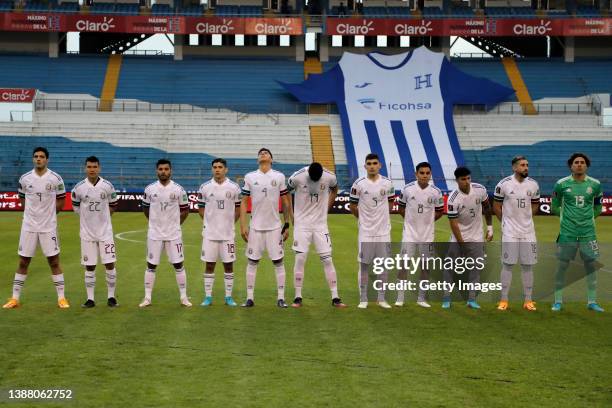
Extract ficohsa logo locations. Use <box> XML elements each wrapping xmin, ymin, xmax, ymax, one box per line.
<box><xmin>394</xmin><ymin>20</ymin><xmax>432</xmax><ymax>36</ymax></box>
<box><xmin>513</xmin><ymin>19</ymin><xmax>551</xmax><ymax>35</ymax></box>
<box><xmin>76</xmin><ymin>16</ymin><xmax>115</xmax><ymax>32</ymax></box>
<box><xmin>196</xmin><ymin>18</ymin><xmax>234</xmax><ymax>34</ymax></box>
<box><xmin>336</xmin><ymin>19</ymin><xmax>374</xmax><ymax>35</ymax></box>
<box><xmin>255</xmin><ymin>19</ymin><xmax>293</xmax><ymax>35</ymax></box>
<box><xmin>1</xmin><ymin>89</ymin><xmax>32</xmax><ymax>102</ymax></box>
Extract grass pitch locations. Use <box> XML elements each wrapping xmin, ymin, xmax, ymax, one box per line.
<box><xmin>0</xmin><ymin>213</ymin><xmax>610</xmax><ymax>407</ymax></box>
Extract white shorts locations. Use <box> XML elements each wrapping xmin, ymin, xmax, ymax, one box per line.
<box><xmin>18</xmin><ymin>230</ymin><xmax>60</xmax><ymax>258</ymax></box>
<box><xmin>292</xmin><ymin>228</ymin><xmax>332</xmax><ymax>255</ymax></box>
<box><xmin>147</xmin><ymin>238</ymin><xmax>185</xmax><ymax>265</ymax></box>
<box><xmin>81</xmin><ymin>239</ymin><xmax>116</xmax><ymax>266</ymax></box>
<box><xmin>246</xmin><ymin>228</ymin><xmax>284</xmax><ymax>261</ymax></box>
<box><xmin>358</xmin><ymin>233</ymin><xmax>391</xmax><ymax>264</ymax></box>
<box><xmin>401</xmin><ymin>242</ymin><xmax>435</xmax><ymax>259</ymax></box>
<box><xmin>201</xmin><ymin>238</ymin><xmax>236</xmax><ymax>263</ymax></box>
<box><xmin>501</xmin><ymin>233</ymin><xmax>537</xmax><ymax>266</ymax></box>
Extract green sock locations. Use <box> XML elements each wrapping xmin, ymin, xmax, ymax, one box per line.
<box><xmin>585</xmin><ymin>261</ymin><xmax>597</xmax><ymax>304</ymax></box>
<box><xmin>554</xmin><ymin>260</ymin><xmax>569</xmax><ymax>304</ymax></box>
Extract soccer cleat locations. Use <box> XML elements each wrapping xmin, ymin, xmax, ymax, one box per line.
<box><xmin>58</xmin><ymin>298</ymin><xmax>70</xmax><ymax>309</ymax></box>
<box><xmin>357</xmin><ymin>301</ymin><xmax>368</xmax><ymax>309</ymax></box>
<box><xmin>394</xmin><ymin>301</ymin><xmax>404</xmax><ymax>307</ymax></box>
<box><xmin>416</xmin><ymin>301</ymin><xmax>431</xmax><ymax>308</ymax></box>
<box><xmin>224</xmin><ymin>296</ymin><xmax>237</xmax><ymax>307</ymax></box>
<box><xmin>139</xmin><ymin>298</ymin><xmax>152</xmax><ymax>308</ymax></box>
<box><xmin>241</xmin><ymin>299</ymin><xmax>255</xmax><ymax>308</ymax></box>
<box><xmin>441</xmin><ymin>300</ymin><xmax>451</xmax><ymax>309</ymax></box>
<box><xmin>551</xmin><ymin>302</ymin><xmax>563</xmax><ymax>312</ymax></box>
<box><xmin>467</xmin><ymin>300</ymin><xmax>481</xmax><ymax>310</ymax></box>
<box><xmin>81</xmin><ymin>299</ymin><xmax>95</xmax><ymax>308</ymax></box>
<box><xmin>180</xmin><ymin>297</ymin><xmax>193</xmax><ymax>307</ymax></box>
<box><xmin>523</xmin><ymin>301</ymin><xmax>537</xmax><ymax>311</ymax></box>
<box><xmin>377</xmin><ymin>301</ymin><xmax>392</xmax><ymax>309</ymax></box>
<box><xmin>277</xmin><ymin>299</ymin><xmax>288</xmax><ymax>308</ymax></box>
<box><xmin>107</xmin><ymin>297</ymin><xmax>118</xmax><ymax>307</ymax></box>
<box><xmin>332</xmin><ymin>298</ymin><xmax>347</xmax><ymax>308</ymax></box>
<box><xmin>2</xmin><ymin>298</ymin><xmax>20</xmax><ymax>309</ymax></box>
<box><xmin>497</xmin><ymin>300</ymin><xmax>509</xmax><ymax>311</ymax></box>
<box><xmin>291</xmin><ymin>297</ymin><xmax>303</xmax><ymax>308</ymax></box>
<box><xmin>200</xmin><ymin>296</ymin><xmax>213</xmax><ymax>307</ymax></box>
<box><xmin>587</xmin><ymin>302</ymin><xmax>605</xmax><ymax>313</ymax></box>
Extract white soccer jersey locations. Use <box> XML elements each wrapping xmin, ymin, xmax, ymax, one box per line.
<box><xmin>18</xmin><ymin>169</ymin><xmax>66</xmax><ymax>233</ymax></box>
<box><xmin>398</xmin><ymin>181</ymin><xmax>444</xmax><ymax>242</ymax></box>
<box><xmin>197</xmin><ymin>178</ymin><xmax>241</xmax><ymax>241</ymax></box>
<box><xmin>242</xmin><ymin>169</ymin><xmax>288</xmax><ymax>231</ymax></box>
<box><xmin>142</xmin><ymin>180</ymin><xmax>189</xmax><ymax>241</ymax></box>
<box><xmin>494</xmin><ymin>175</ymin><xmax>540</xmax><ymax>239</ymax></box>
<box><xmin>350</xmin><ymin>175</ymin><xmax>394</xmax><ymax>237</ymax></box>
<box><xmin>71</xmin><ymin>177</ymin><xmax>118</xmax><ymax>241</ymax></box>
<box><xmin>288</xmin><ymin>166</ymin><xmax>337</xmax><ymax>232</ymax></box>
<box><xmin>447</xmin><ymin>183</ymin><xmax>489</xmax><ymax>242</ymax></box>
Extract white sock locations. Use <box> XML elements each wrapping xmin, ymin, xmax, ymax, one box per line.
<box><xmin>204</xmin><ymin>272</ymin><xmax>215</xmax><ymax>297</ymax></box>
<box><xmin>274</xmin><ymin>263</ymin><xmax>286</xmax><ymax>300</ymax></box>
<box><xmin>294</xmin><ymin>252</ymin><xmax>306</xmax><ymax>298</ymax></box>
<box><xmin>321</xmin><ymin>254</ymin><xmax>338</xmax><ymax>299</ymax></box>
<box><xmin>246</xmin><ymin>262</ymin><xmax>257</xmax><ymax>300</ymax></box>
<box><xmin>52</xmin><ymin>274</ymin><xmax>65</xmax><ymax>299</ymax></box>
<box><xmin>175</xmin><ymin>266</ymin><xmax>187</xmax><ymax>299</ymax></box>
<box><xmin>105</xmin><ymin>268</ymin><xmax>117</xmax><ymax>299</ymax></box>
<box><xmin>12</xmin><ymin>273</ymin><xmax>27</xmax><ymax>300</ymax></box>
<box><xmin>85</xmin><ymin>270</ymin><xmax>96</xmax><ymax>300</ymax></box>
<box><xmin>223</xmin><ymin>272</ymin><xmax>234</xmax><ymax>297</ymax></box>
<box><xmin>144</xmin><ymin>268</ymin><xmax>156</xmax><ymax>299</ymax></box>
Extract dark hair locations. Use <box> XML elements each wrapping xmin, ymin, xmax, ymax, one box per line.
<box><xmin>212</xmin><ymin>158</ymin><xmax>227</xmax><ymax>167</ymax></box>
<box><xmin>308</xmin><ymin>162</ymin><xmax>323</xmax><ymax>182</ymax></box>
<box><xmin>258</xmin><ymin>148</ymin><xmax>273</xmax><ymax>159</ymax></box>
<box><xmin>156</xmin><ymin>159</ymin><xmax>172</xmax><ymax>168</ymax></box>
<box><xmin>511</xmin><ymin>155</ymin><xmax>527</xmax><ymax>165</ymax></box>
<box><xmin>416</xmin><ymin>162</ymin><xmax>431</xmax><ymax>172</ymax></box>
<box><xmin>454</xmin><ymin>166</ymin><xmax>471</xmax><ymax>179</ymax></box>
<box><xmin>567</xmin><ymin>152</ymin><xmax>590</xmax><ymax>168</ymax></box>
<box><xmin>85</xmin><ymin>156</ymin><xmax>100</xmax><ymax>165</ymax></box>
<box><xmin>365</xmin><ymin>153</ymin><xmax>379</xmax><ymax>163</ymax></box>
<box><xmin>33</xmin><ymin>147</ymin><xmax>49</xmax><ymax>159</ymax></box>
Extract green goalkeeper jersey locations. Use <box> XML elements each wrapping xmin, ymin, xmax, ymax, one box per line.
<box><xmin>551</xmin><ymin>175</ymin><xmax>603</xmax><ymax>237</ymax></box>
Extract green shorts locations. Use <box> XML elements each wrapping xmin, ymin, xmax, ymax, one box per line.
<box><xmin>556</xmin><ymin>234</ymin><xmax>599</xmax><ymax>262</ymax></box>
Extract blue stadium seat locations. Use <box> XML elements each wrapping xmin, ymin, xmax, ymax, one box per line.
<box><xmin>90</xmin><ymin>2</ymin><xmax>116</xmax><ymax>14</ymax></box>
<box><xmin>576</xmin><ymin>6</ymin><xmax>601</xmax><ymax>17</ymax></box>
<box><xmin>55</xmin><ymin>2</ymin><xmax>80</xmax><ymax>13</ymax></box>
<box><xmin>0</xmin><ymin>1</ymin><xmax>13</xmax><ymax>12</ymax></box>
<box><xmin>151</xmin><ymin>3</ymin><xmax>173</xmax><ymax>15</ymax></box>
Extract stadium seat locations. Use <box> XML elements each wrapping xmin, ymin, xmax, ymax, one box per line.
<box><xmin>151</xmin><ymin>3</ymin><xmax>174</xmax><ymax>15</ymax></box>
<box><xmin>0</xmin><ymin>1</ymin><xmax>13</xmax><ymax>12</ymax></box>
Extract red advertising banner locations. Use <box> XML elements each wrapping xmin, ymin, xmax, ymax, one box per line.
<box><xmin>563</xmin><ymin>17</ymin><xmax>612</xmax><ymax>36</ymax></box>
<box><xmin>243</xmin><ymin>17</ymin><xmax>303</xmax><ymax>35</ymax></box>
<box><xmin>0</xmin><ymin>88</ymin><xmax>36</xmax><ymax>103</ymax></box>
<box><xmin>184</xmin><ymin>16</ymin><xmax>303</xmax><ymax>35</ymax></box>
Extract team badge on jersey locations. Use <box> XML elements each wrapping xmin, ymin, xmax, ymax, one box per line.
<box><xmin>226</xmin><ymin>191</ymin><xmax>232</xmax><ymax>199</ymax></box>
<box><xmin>271</xmin><ymin>180</ymin><xmax>277</xmax><ymax>187</ymax></box>
<box><xmin>476</xmin><ymin>198</ymin><xmax>481</xmax><ymax>205</ymax></box>
<box><xmin>46</xmin><ymin>183</ymin><xmax>52</xmax><ymax>191</ymax></box>
<box><xmin>587</xmin><ymin>187</ymin><xmax>593</xmax><ymax>194</ymax></box>
<box><xmin>380</xmin><ymin>189</ymin><xmax>386</xmax><ymax>196</ymax></box>
<box><xmin>101</xmin><ymin>192</ymin><xmax>106</xmax><ymax>199</ymax></box>
<box><xmin>170</xmin><ymin>193</ymin><xmax>177</xmax><ymax>200</ymax></box>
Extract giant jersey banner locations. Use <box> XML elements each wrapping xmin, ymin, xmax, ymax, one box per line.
<box><xmin>280</xmin><ymin>47</ymin><xmax>514</xmax><ymax>190</ymax></box>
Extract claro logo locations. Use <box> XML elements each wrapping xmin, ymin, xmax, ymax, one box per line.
<box><xmin>513</xmin><ymin>19</ymin><xmax>552</xmax><ymax>35</ymax></box>
<box><xmin>394</xmin><ymin>20</ymin><xmax>432</xmax><ymax>36</ymax></box>
<box><xmin>196</xmin><ymin>19</ymin><xmax>234</xmax><ymax>34</ymax></box>
<box><xmin>76</xmin><ymin>17</ymin><xmax>115</xmax><ymax>32</ymax></box>
<box><xmin>254</xmin><ymin>19</ymin><xmax>293</xmax><ymax>35</ymax></box>
<box><xmin>1</xmin><ymin>89</ymin><xmax>33</xmax><ymax>102</ymax></box>
<box><xmin>335</xmin><ymin>20</ymin><xmax>374</xmax><ymax>35</ymax></box>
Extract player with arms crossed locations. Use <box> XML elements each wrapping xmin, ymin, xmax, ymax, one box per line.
<box><xmin>493</xmin><ymin>156</ymin><xmax>540</xmax><ymax>311</ymax></box>
<box><xmin>140</xmin><ymin>159</ymin><xmax>191</xmax><ymax>308</ymax></box>
<box><xmin>198</xmin><ymin>158</ymin><xmax>241</xmax><ymax>307</ymax></box>
<box><xmin>71</xmin><ymin>156</ymin><xmax>119</xmax><ymax>308</ymax></box>
<box><xmin>240</xmin><ymin>148</ymin><xmax>293</xmax><ymax>308</ymax></box>
<box><xmin>396</xmin><ymin>162</ymin><xmax>444</xmax><ymax>308</ymax></box>
<box><xmin>288</xmin><ymin>162</ymin><xmax>346</xmax><ymax>308</ymax></box>
<box><xmin>350</xmin><ymin>153</ymin><xmax>395</xmax><ymax>309</ymax></box>
<box><xmin>551</xmin><ymin>153</ymin><xmax>604</xmax><ymax>312</ymax></box>
<box><xmin>4</xmin><ymin>147</ymin><xmax>69</xmax><ymax>309</ymax></box>
<box><xmin>442</xmin><ymin>166</ymin><xmax>493</xmax><ymax>309</ymax></box>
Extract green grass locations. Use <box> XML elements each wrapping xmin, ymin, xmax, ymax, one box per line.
<box><xmin>0</xmin><ymin>213</ymin><xmax>611</xmax><ymax>407</ymax></box>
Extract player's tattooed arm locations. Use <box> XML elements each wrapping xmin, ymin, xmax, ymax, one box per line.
<box><xmin>55</xmin><ymin>196</ymin><xmax>65</xmax><ymax>214</ymax></box>
<box><xmin>240</xmin><ymin>196</ymin><xmax>249</xmax><ymax>242</ymax></box>
<box><xmin>492</xmin><ymin>200</ymin><xmax>502</xmax><ymax>221</ymax></box>
<box><xmin>482</xmin><ymin>199</ymin><xmax>493</xmax><ymax>241</ymax></box>
<box><xmin>143</xmin><ymin>206</ymin><xmax>150</xmax><ymax>219</ymax></box>
<box><xmin>449</xmin><ymin>218</ymin><xmax>464</xmax><ymax>243</ymax></box>
<box><xmin>179</xmin><ymin>207</ymin><xmax>189</xmax><ymax>224</ymax></box>
<box><xmin>198</xmin><ymin>206</ymin><xmax>205</xmax><ymax>219</ymax></box>
<box><xmin>281</xmin><ymin>193</ymin><xmax>293</xmax><ymax>226</ymax></box>
<box><xmin>328</xmin><ymin>185</ymin><xmax>338</xmax><ymax>211</ymax></box>
<box><xmin>349</xmin><ymin>202</ymin><xmax>359</xmax><ymax>218</ymax></box>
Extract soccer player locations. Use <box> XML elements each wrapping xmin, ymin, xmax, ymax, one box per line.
<box><xmin>71</xmin><ymin>156</ymin><xmax>119</xmax><ymax>308</ymax></box>
<box><xmin>442</xmin><ymin>166</ymin><xmax>493</xmax><ymax>309</ymax></box>
<box><xmin>240</xmin><ymin>148</ymin><xmax>293</xmax><ymax>308</ymax></box>
<box><xmin>3</xmin><ymin>147</ymin><xmax>69</xmax><ymax>309</ymax></box>
<box><xmin>551</xmin><ymin>153</ymin><xmax>604</xmax><ymax>312</ymax></box>
<box><xmin>139</xmin><ymin>159</ymin><xmax>191</xmax><ymax>308</ymax></box>
<box><xmin>493</xmin><ymin>155</ymin><xmax>540</xmax><ymax>311</ymax></box>
<box><xmin>396</xmin><ymin>162</ymin><xmax>444</xmax><ymax>308</ymax></box>
<box><xmin>197</xmin><ymin>158</ymin><xmax>241</xmax><ymax>307</ymax></box>
<box><xmin>288</xmin><ymin>162</ymin><xmax>346</xmax><ymax>308</ymax></box>
<box><xmin>349</xmin><ymin>153</ymin><xmax>395</xmax><ymax>309</ymax></box>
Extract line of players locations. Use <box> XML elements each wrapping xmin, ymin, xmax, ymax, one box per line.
<box><xmin>2</xmin><ymin>147</ymin><xmax>604</xmax><ymax>312</ymax></box>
